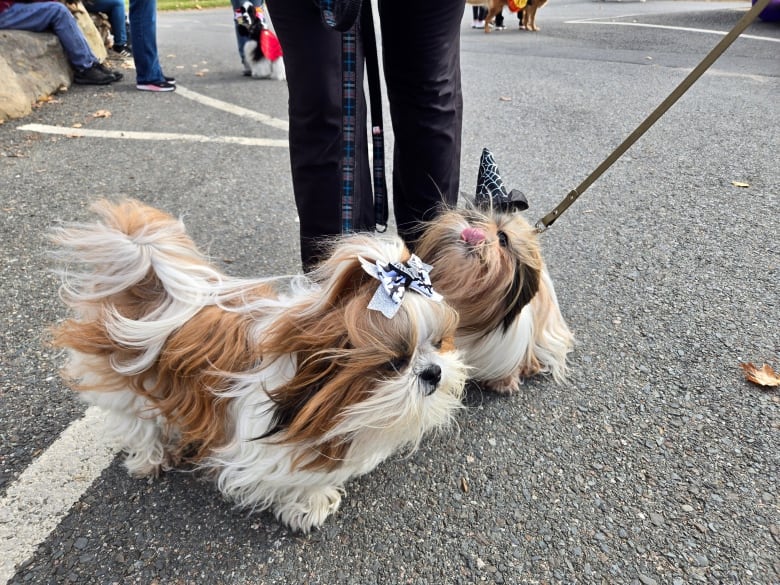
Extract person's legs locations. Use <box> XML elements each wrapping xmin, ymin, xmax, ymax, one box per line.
<box><xmin>88</xmin><ymin>0</ymin><xmax>128</xmax><ymax>47</ymax></box>
<box><xmin>378</xmin><ymin>0</ymin><xmax>463</xmax><ymax>247</ymax></box>
<box><xmin>267</xmin><ymin>0</ymin><xmax>373</xmax><ymax>270</ymax></box>
<box><xmin>0</xmin><ymin>2</ymin><xmax>97</xmax><ymax>70</ymax></box>
<box><xmin>230</xmin><ymin>0</ymin><xmax>246</xmax><ymax>64</ymax></box>
<box><xmin>129</xmin><ymin>0</ymin><xmax>164</xmax><ymax>83</ymax></box>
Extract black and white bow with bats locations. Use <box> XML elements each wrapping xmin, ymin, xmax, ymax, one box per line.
<box><xmin>360</xmin><ymin>254</ymin><xmax>443</xmax><ymax>319</ymax></box>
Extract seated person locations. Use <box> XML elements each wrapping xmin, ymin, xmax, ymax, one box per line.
<box><xmin>0</xmin><ymin>0</ymin><xmax>122</xmax><ymax>84</ymax></box>
<box><xmin>82</xmin><ymin>0</ymin><xmax>131</xmax><ymax>57</ymax></box>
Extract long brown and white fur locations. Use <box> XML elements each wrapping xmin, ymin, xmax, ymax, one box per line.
<box><xmin>416</xmin><ymin>205</ymin><xmax>573</xmax><ymax>394</ymax></box>
<box><xmin>50</xmin><ymin>199</ymin><xmax>467</xmax><ymax>533</ymax></box>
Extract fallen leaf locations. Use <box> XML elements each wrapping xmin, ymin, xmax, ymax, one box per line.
<box><xmin>92</xmin><ymin>110</ymin><xmax>111</xmax><ymax>118</ymax></box>
<box><xmin>731</xmin><ymin>181</ymin><xmax>750</xmax><ymax>188</ymax></box>
<box><xmin>72</xmin><ymin>123</ymin><xmax>83</xmax><ymax>128</ymax></box>
<box><xmin>460</xmin><ymin>476</ymin><xmax>470</xmax><ymax>494</ymax></box>
<box><xmin>740</xmin><ymin>362</ymin><xmax>780</xmax><ymax>388</ymax></box>
<box><xmin>499</xmin><ymin>96</ymin><xmax>512</xmax><ymax>102</ymax></box>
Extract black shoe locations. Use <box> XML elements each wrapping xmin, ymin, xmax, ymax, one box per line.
<box><xmin>97</xmin><ymin>62</ymin><xmax>123</xmax><ymax>82</ymax></box>
<box><xmin>112</xmin><ymin>44</ymin><xmax>133</xmax><ymax>58</ymax></box>
<box><xmin>163</xmin><ymin>75</ymin><xmax>176</xmax><ymax>85</ymax></box>
<box><xmin>73</xmin><ymin>64</ymin><xmax>115</xmax><ymax>85</ymax></box>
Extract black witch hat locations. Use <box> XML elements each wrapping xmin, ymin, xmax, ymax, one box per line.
<box><xmin>475</xmin><ymin>148</ymin><xmax>529</xmax><ymax>212</ymax></box>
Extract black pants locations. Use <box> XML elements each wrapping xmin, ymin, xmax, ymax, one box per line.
<box><xmin>267</xmin><ymin>0</ymin><xmax>463</xmax><ymax>270</ymax></box>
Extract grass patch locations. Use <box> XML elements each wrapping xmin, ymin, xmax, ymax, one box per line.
<box><xmin>157</xmin><ymin>0</ymin><xmax>229</xmax><ymax>11</ymax></box>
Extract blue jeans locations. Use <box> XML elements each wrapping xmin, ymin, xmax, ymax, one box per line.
<box><xmin>0</xmin><ymin>2</ymin><xmax>97</xmax><ymax>70</ymax></box>
<box><xmin>86</xmin><ymin>0</ymin><xmax>128</xmax><ymax>47</ymax></box>
<box><xmin>129</xmin><ymin>0</ymin><xmax>164</xmax><ymax>83</ymax></box>
<box><xmin>230</xmin><ymin>0</ymin><xmax>264</xmax><ymax>63</ymax></box>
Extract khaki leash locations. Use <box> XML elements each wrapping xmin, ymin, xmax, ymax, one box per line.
<box><xmin>536</xmin><ymin>0</ymin><xmax>773</xmax><ymax>233</ymax></box>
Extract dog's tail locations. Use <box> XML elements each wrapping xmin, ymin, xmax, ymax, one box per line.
<box><xmin>50</xmin><ymin>199</ymin><xmax>224</xmax><ymax>376</ymax></box>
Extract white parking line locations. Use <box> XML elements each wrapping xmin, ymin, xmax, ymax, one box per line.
<box><xmin>18</xmin><ymin>123</ymin><xmax>289</xmax><ymax>147</ymax></box>
<box><xmin>175</xmin><ymin>85</ymin><xmax>290</xmax><ymax>131</ymax></box>
<box><xmin>566</xmin><ymin>18</ymin><xmax>780</xmax><ymax>43</ymax></box>
<box><xmin>19</xmin><ymin>84</ymin><xmax>291</xmax><ymax>146</ymax></box>
<box><xmin>0</xmin><ymin>407</ymin><xmax>116</xmax><ymax>585</ymax></box>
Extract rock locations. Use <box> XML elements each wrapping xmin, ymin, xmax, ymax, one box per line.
<box><xmin>0</xmin><ymin>1</ymin><xmax>111</xmax><ymax>121</ymax></box>
<box><xmin>0</xmin><ymin>30</ymin><xmax>71</xmax><ymax>121</ymax></box>
<box><xmin>62</xmin><ymin>0</ymin><xmax>107</xmax><ymax>61</ymax></box>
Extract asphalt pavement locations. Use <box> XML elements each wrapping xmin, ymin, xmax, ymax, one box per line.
<box><xmin>0</xmin><ymin>1</ymin><xmax>778</xmax><ymax>583</ymax></box>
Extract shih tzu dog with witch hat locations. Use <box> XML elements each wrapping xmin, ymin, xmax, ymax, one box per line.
<box><xmin>234</xmin><ymin>0</ymin><xmax>286</xmax><ymax>80</ymax></box>
<box><xmin>50</xmin><ymin>200</ymin><xmax>466</xmax><ymax>532</ymax></box>
<box><xmin>416</xmin><ymin>148</ymin><xmax>574</xmax><ymax>394</ymax></box>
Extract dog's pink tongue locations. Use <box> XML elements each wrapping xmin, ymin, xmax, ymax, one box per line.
<box><xmin>461</xmin><ymin>227</ymin><xmax>486</xmax><ymax>245</ymax></box>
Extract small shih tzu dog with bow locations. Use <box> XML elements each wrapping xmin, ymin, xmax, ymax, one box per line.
<box><xmin>234</xmin><ymin>0</ymin><xmax>286</xmax><ymax>80</ymax></box>
<box><xmin>416</xmin><ymin>149</ymin><xmax>574</xmax><ymax>394</ymax></box>
<box><xmin>50</xmin><ymin>200</ymin><xmax>466</xmax><ymax>532</ymax></box>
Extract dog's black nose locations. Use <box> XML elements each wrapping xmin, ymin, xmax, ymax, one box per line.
<box><xmin>420</xmin><ymin>365</ymin><xmax>442</xmax><ymax>394</ymax></box>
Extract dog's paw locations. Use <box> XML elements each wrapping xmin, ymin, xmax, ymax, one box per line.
<box><xmin>275</xmin><ymin>486</ymin><xmax>344</xmax><ymax>533</ymax></box>
<box><xmin>121</xmin><ymin>434</ymin><xmax>173</xmax><ymax>478</ymax></box>
<box><xmin>123</xmin><ymin>452</ymin><xmax>165</xmax><ymax>478</ymax></box>
<box><xmin>482</xmin><ymin>374</ymin><xmax>522</xmax><ymax>395</ymax></box>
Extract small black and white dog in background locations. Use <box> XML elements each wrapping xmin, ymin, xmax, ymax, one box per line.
<box><xmin>234</xmin><ymin>0</ymin><xmax>286</xmax><ymax>80</ymax></box>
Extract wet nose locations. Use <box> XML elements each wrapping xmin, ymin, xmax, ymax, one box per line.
<box><xmin>420</xmin><ymin>365</ymin><xmax>442</xmax><ymax>394</ymax></box>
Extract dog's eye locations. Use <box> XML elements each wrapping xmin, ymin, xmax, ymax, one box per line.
<box><xmin>435</xmin><ymin>336</ymin><xmax>455</xmax><ymax>352</ymax></box>
<box><xmin>383</xmin><ymin>356</ymin><xmax>410</xmax><ymax>374</ymax></box>
<box><xmin>497</xmin><ymin>231</ymin><xmax>509</xmax><ymax>247</ymax></box>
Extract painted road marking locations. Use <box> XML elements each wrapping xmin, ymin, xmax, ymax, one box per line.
<box><xmin>175</xmin><ymin>85</ymin><xmax>290</xmax><ymax>131</ymax></box>
<box><xmin>19</xmin><ymin>84</ymin><xmax>291</xmax><ymax>146</ymax></box>
<box><xmin>18</xmin><ymin>124</ymin><xmax>289</xmax><ymax>147</ymax></box>
<box><xmin>566</xmin><ymin>17</ymin><xmax>780</xmax><ymax>44</ymax></box>
<box><xmin>0</xmin><ymin>407</ymin><xmax>116</xmax><ymax>584</ymax></box>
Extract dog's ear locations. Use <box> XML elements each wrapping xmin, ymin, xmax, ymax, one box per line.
<box><xmin>502</xmin><ymin>256</ymin><xmax>541</xmax><ymax>331</ymax></box>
